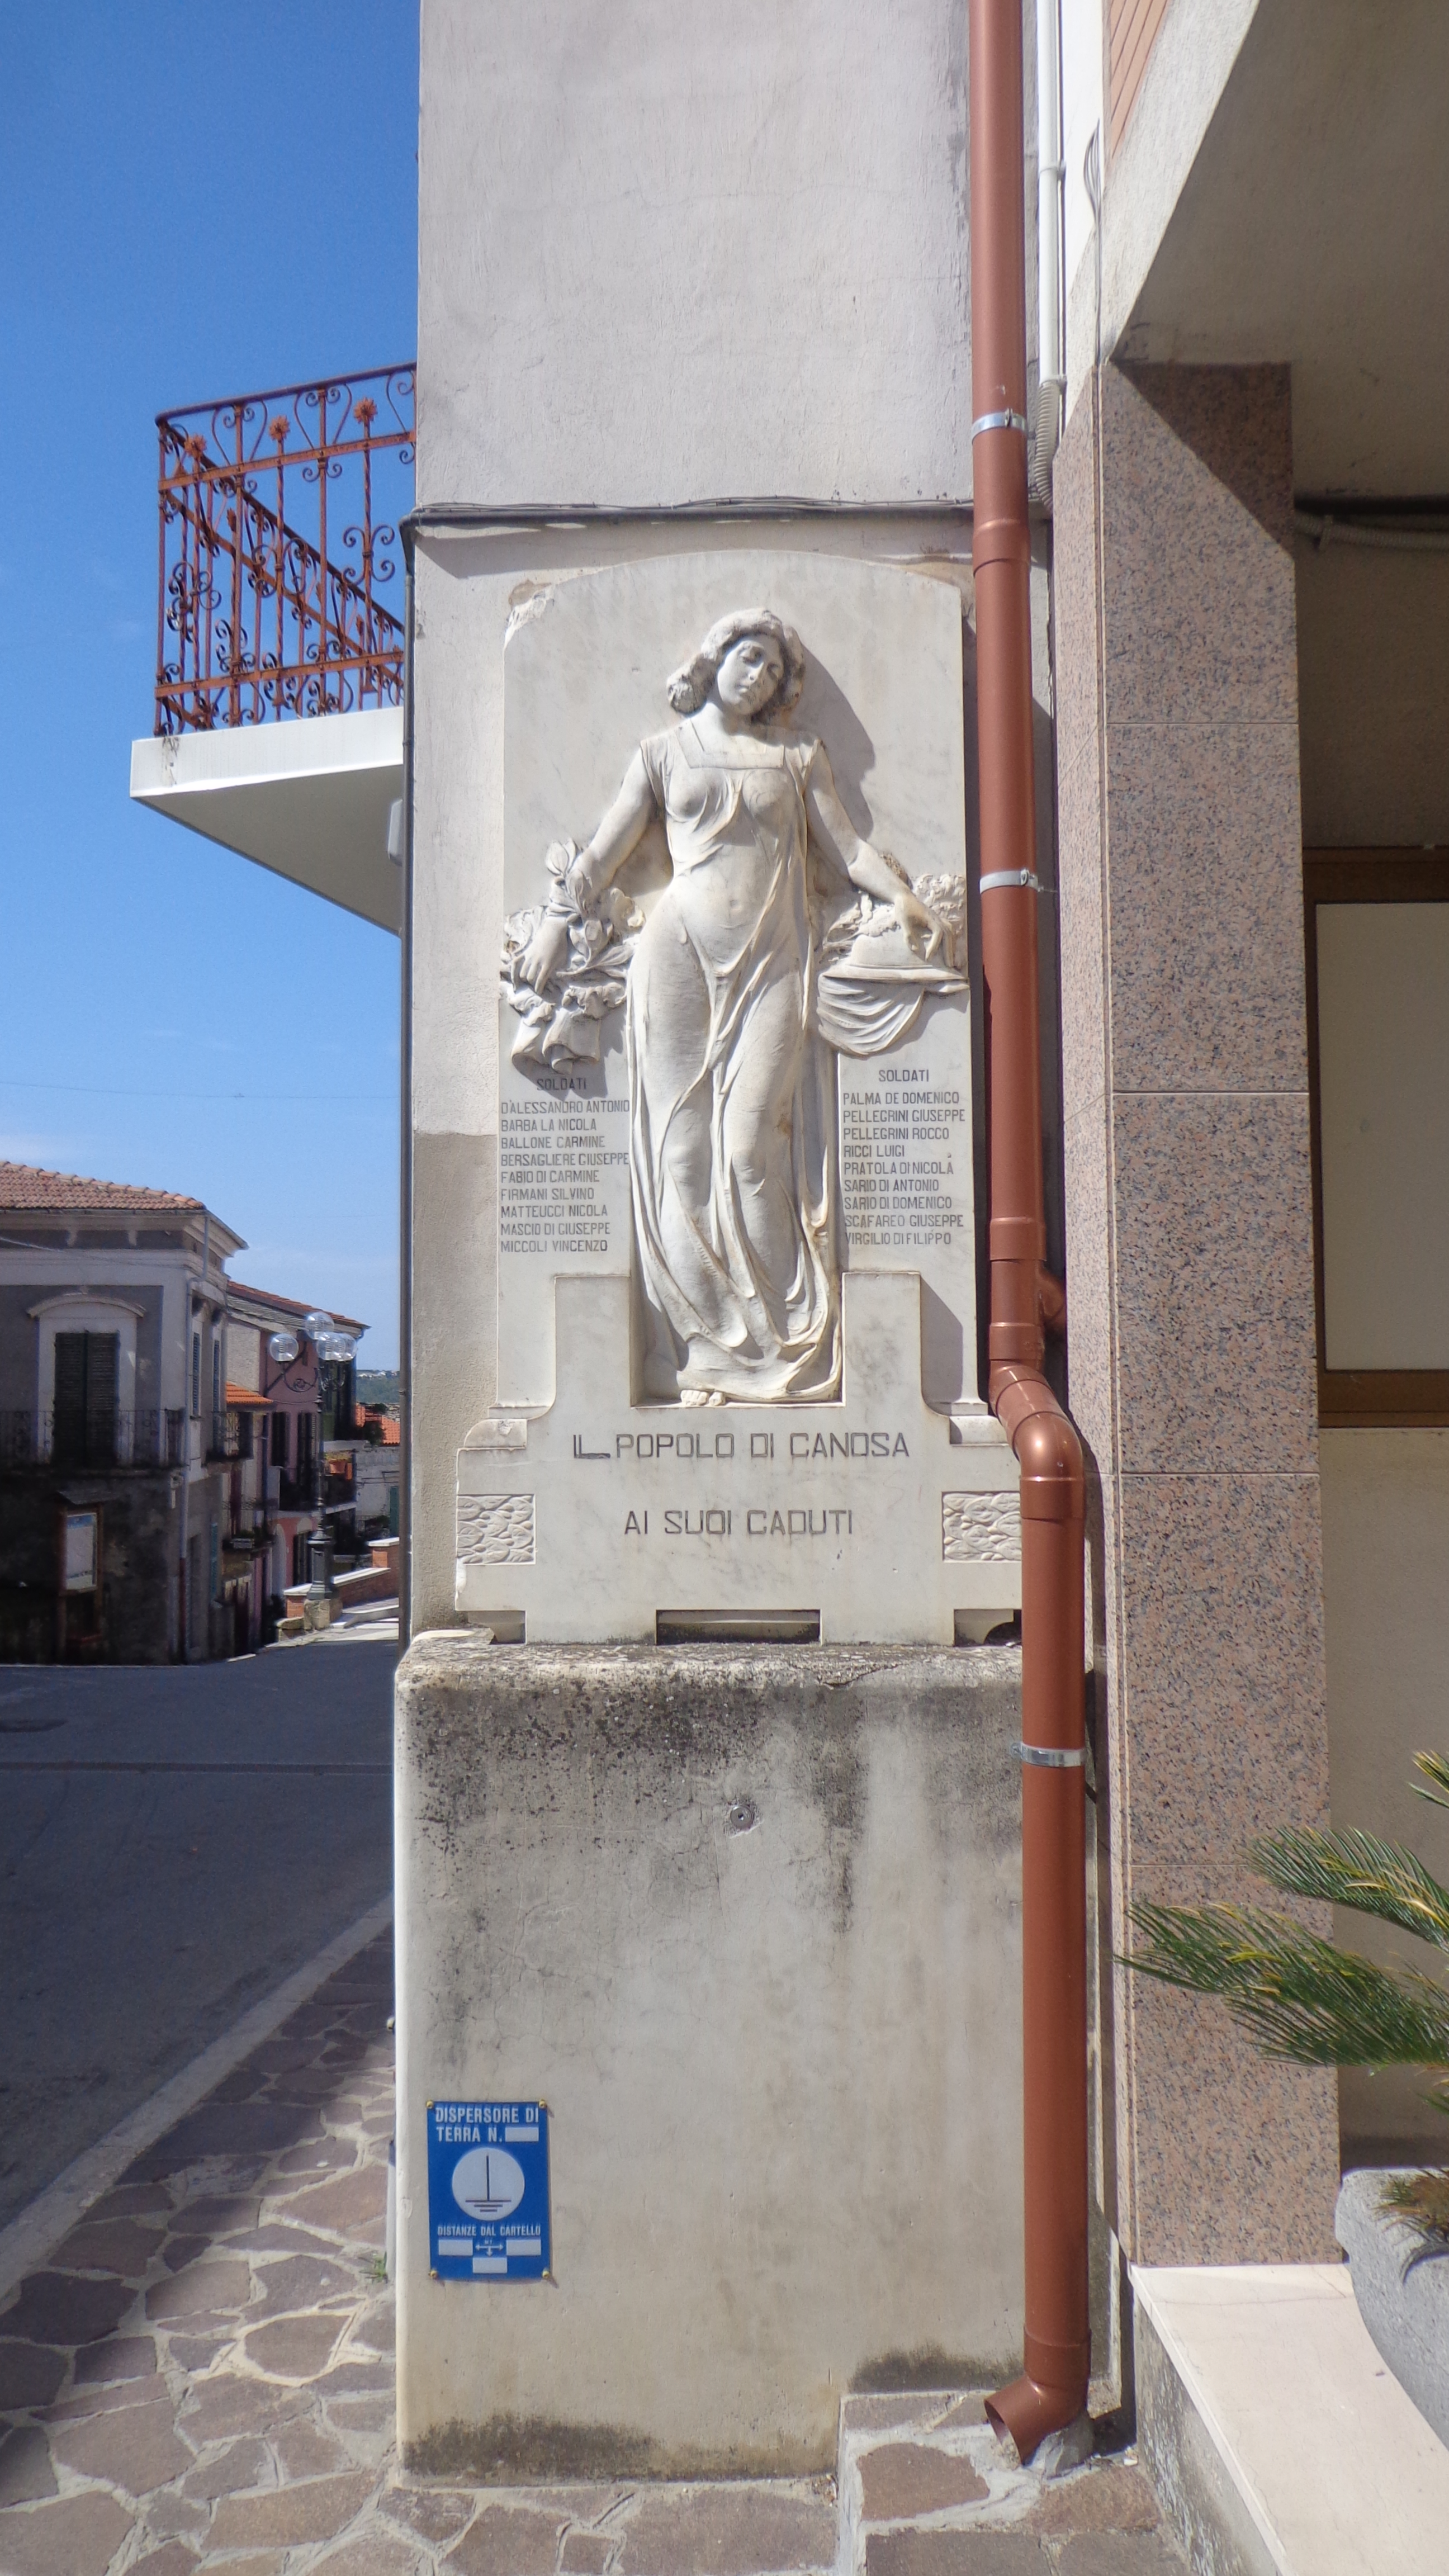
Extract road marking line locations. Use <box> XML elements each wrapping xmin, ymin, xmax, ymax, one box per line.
<box><xmin>0</xmin><ymin>1892</ymin><xmax>393</xmax><ymax>2303</ymax></box>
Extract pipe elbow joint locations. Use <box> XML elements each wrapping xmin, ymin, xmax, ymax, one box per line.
<box><xmin>1015</xmin><ymin>1405</ymin><xmax>1082</xmax><ymax>1487</ymax></box>
<box><xmin>984</xmin><ymin>2368</ymin><xmax>1090</xmax><ymax>2466</ymax></box>
<box><xmin>1016</xmin><ymin>1407</ymin><xmax>1084</xmax><ymax>1527</ymax></box>
<box><xmin>989</xmin><ymin>1369</ymin><xmax>1085</xmax><ymax>1523</ymax></box>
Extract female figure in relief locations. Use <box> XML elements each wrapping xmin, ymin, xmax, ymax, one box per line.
<box><xmin>517</xmin><ymin>610</ymin><xmax>946</xmax><ymax>1403</ymax></box>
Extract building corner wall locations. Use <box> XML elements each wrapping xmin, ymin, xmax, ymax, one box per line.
<box><xmin>1054</xmin><ymin>362</ymin><xmax>1338</xmax><ymax>2264</ymax></box>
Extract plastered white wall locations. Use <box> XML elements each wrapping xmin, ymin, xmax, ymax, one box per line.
<box><xmin>394</xmin><ymin>1641</ymin><xmax>1026</xmax><ymax>2469</ymax></box>
<box><xmin>1321</xmin><ymin>1429</ymin><xmax>1449</xmax><ymax>2151</ymax></box>
<box><xmin>1063</xmin><ymin>0</ymin><xmax>1257</xmax><ymax>418</ymax></box>
<box><xmin>1059</xmin><ymin>0</ymin><xmax>1104</xmax><ymax>352</ymax></box>
<box><xmin>418</xmin><ymin>0</ymin><xmax>974</xmax><ymax>506</ymax></box>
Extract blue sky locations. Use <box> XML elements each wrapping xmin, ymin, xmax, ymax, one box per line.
<box><xmin>0</xmin><ymin>3</ymin><xmax>419</xmax><ymax>1366</ymax></box>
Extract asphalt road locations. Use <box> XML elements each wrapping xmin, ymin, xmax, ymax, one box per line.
<box><xmin>0</xmin><ymin>1641</ymin><xmax>395</xmax><ymax>2234</ymax></box>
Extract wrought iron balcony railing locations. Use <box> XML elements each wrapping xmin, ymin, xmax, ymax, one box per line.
<box><xmin>155</xmin><ymin>364</ymin><xmax>415</xmax><ymax>735</ymax></box>
<box><xmin>0</xmin><ymin>1409</ymin><xmax>188</xmax><ymax>1470</ymax></box>
<box><xmin>209</xmin><ymin>1407</ymin><xmax>261</xmax><ymax>1462</ymax></box>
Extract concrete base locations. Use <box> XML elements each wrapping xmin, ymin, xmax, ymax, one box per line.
<box><xmin>394</xmin><ymin>1636</ymin><xmax>1026</xmax><ymax>2476</ymax></box>
<box><xmin>1135</xmin><ymin>2263</ymin><xmax>1449</xmax><ymax>2575</ymax></box>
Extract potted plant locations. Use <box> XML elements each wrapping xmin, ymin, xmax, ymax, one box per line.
<box><xmin>1127</xmin><ymin>1751</ymin><xmax>1449</xmax><ymax>2447</ymax></box>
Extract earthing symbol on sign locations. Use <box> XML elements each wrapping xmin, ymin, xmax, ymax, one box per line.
<box><xmin>452</xmin><ymin>2146</ymin><xmax>525</xmax><ymax>2220</ymax></box>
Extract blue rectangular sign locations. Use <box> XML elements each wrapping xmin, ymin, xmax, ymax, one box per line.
<box><xmin>427</xmin><ymin>2098</ymin><xmax>550</xmax><ymax>2280</ymax></box>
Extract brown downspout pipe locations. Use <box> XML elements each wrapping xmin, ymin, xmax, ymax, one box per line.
<box><xmin>969</xmin><ymin>0</ymin><xmax>1091</xmax><ymax>2463</ymax></box>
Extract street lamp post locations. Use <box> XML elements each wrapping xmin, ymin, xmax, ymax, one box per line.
<box><xmin>297</xmin><ymin>1311</ymin><xmax>358</xmax><ymax>1622</ymax></box>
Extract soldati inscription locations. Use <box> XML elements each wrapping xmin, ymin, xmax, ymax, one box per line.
<box><xmin>841</xmin><ymin>1061</ymin><xmax>968</xmax><ymax>1253</ymax></box>
<box><xmin>500</xmin><ymin>1079</ymin><xmax>629</xmax><ymax>1259</ymax></box>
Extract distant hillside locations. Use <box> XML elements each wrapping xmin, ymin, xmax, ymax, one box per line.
<box><xmin>356</xmin><ymin>1370</ymin><xmax>401</xmax><ymax>1408</ymax></box>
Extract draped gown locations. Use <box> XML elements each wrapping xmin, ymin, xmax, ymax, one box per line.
<box><xmin>627</xmin><ymin>719</ymin><xmax>840</xmax><ymax>1401</ymax></box>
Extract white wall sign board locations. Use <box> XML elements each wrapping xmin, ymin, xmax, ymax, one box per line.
<box><xmin>465</xmin><ymin>552</ymin><xmax>1017</xmax><ymax>1642</ymax></box>
<box><xmin>63</xmin><ymin>1512</ymin><xmax>99</xmax><ymax>1593</ymax></box>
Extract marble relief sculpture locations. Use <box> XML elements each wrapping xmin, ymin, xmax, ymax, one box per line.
<box><xmin>501</xmin><ymin>609</ymin><xmax>966</xmax><ymax>1403</ymax></box>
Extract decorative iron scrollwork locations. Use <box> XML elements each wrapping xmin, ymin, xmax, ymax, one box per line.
<box><xmin>154</xmin><ymin>363</ymin><xmax>415</xmax><ymax>735</ymax></box>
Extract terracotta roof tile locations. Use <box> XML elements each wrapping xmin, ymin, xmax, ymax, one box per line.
<box><xmin>228</xmin><ymin>1280</ymin><xmax>368</xmax><ymax>1337</ymax></box>
<box><xmin>0</xmin><ymin>1160</ymin><xmax>203</xmax><ymax>1213</ymax></box>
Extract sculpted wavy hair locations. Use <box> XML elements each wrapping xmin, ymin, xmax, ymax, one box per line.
<box><xmin>666</xmin><ymin>609</ymin><xmax>806</xmax><ymax>725</ymax></box>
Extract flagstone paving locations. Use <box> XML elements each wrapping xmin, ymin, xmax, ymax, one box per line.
<box><xmin>0</xmin><ymin>1931</ymin><xmax>1183</xmax><ymax>2574</ymax></box>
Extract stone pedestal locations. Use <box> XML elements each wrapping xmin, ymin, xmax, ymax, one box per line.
<box><xmin>394</xmin><ymin>1636</ymin><xmax>1026</xmax><ymax>2475</ymax></box>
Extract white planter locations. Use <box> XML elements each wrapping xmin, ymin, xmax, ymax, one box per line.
<box><xmin>1336</xmin><ymin>2168</ymin><xmax>1449</xmax><ymax>2449</ymax></box>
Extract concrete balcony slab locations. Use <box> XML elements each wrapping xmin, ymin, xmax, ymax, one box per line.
<box><xmin>130</xmin><ymin>707</ymin><xmax>402</xmax><ymax>932</ymax></box>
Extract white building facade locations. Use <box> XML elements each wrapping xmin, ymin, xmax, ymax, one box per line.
<box><xmin>0</xmin><ymin>1163</ymin><xmax>242</xmax><ymax>1661</ymax></box>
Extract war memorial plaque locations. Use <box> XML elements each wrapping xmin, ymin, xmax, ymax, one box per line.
<box><xmin>458</xmin><ymin>553</ymin><xmax>1019</xmax><ymax>1642</ymax></box>
<box><xmin>410</xmin><ymin>541</ymin><xmax>1030</xmax><ymax>2459</ymax></box>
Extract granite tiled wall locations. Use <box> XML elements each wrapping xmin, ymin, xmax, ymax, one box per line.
<box><xmin>1054</xmin><ymin>364</ymin><xmax>1339</xmax><ymax>2264</ymax></box>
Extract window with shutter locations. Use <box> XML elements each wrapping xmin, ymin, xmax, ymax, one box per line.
<box><xmin>54</xmin><ymin>1332</ymin><xmax>87</xmax><ymax>1420</ymax></box>
<box><xmin>54</xmin><ymin>1330</ymin><xmax>119</xmax><ymax>1465</ymax></box>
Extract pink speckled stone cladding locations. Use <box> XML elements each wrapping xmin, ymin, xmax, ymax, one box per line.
<box><xmin>1124</xmin><ymin>1978</ymin><xmax>1337</xmax><ymax>2267</ymax></box>
<box><xmin>1110</xmin><ymin>1094</ymin><xmax>1319</xmax><ymax>1473</ymax></box>
<box><xmin>1053</xmin><ymin>367</ymin><xmax>1337</xmax><ymax>2263</ymax></box>
<box><xmin>1115</xmin><ymin>1472</ymin><xmax>1329</xmax><ymax>1886</ymax></box>
<box><xmin>1096</xmin><ymin>721</ymin><xmax>1307</xmax><ymax>1092</ymax></box>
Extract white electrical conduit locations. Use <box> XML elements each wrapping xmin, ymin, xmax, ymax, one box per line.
<box><xmin>1030</xmin><ymin>0</ymin><xmax>1066</xmax><ymax>508</ymax></box>
<box><xmin>1296</xmin><ymin>512</ymin><xmax>1449</xmax><ymax>553</ymax></box>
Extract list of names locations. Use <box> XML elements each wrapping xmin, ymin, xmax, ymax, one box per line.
<box><xmin>840</xmin><ymin>1064</ymin><xmax>968</xmax><ymax>1254</ymax></box>
<box><xmin>500</xmin><ymin>1087</ymin><xmax>629</xmax><ymax>1259</ymax></box>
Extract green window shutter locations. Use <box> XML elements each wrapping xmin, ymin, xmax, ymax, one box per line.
<box><xmin>54</xmin><ymin>1330</ymin><xmax>119</xmax><ymax>1461</ymax></box>
<box><xmin>54</xmin><ymin>1332</ymin><xmax>88</xmax><ymax>1416</ymax></box>
<box><xmin>87</xmin><ymin>1332</ymin><xmax>119</xmax><ymax>1417</ymax></box>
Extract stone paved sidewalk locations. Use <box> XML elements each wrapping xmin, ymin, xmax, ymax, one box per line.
<box><xmin>0</xmin><ymin>1931</ymin><xmax>1183</xmax><ymax>2576</ymax></box>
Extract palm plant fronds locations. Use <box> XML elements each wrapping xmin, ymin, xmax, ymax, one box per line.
<box><xmin>1125</xmin><ymin>1897</ymin><xmax>1449</xmax><ymax>2081</ymax></box>
<box><xmin>1414</xmin><ymin>1750</ymin><xmax>1449</xmax><ymax>1813</ymax></box>
<box><xmin>1250</xmin><ymin>1825</ymin><xmax>1449</xmax><ymax>1951</ymax></box>
<box><xmin>1380</xmin><ymin>2166</ymin><xmax>1449</xmax><ymax>2251</ymax></box>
